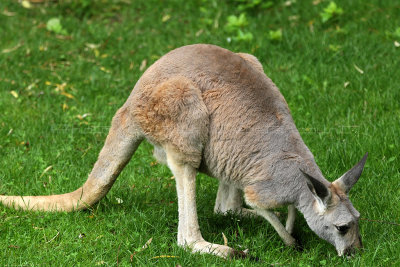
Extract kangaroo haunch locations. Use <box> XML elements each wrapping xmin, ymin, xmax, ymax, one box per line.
<box><xmin>0</xmin><ymin>44</ymin><xmax>367</xmax><ymax>258</ymax></box>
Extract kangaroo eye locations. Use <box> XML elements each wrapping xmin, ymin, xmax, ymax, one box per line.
<box><xmin>335</xmin><ymin>225</ymin><xmax>350</xmax><ymax>234</ymax></box>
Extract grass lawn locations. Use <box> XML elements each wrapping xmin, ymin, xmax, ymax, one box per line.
<box><xmin>0</xmin><ymin>0</ymin><xmax>399</xmax><ymax>265</ymax></box>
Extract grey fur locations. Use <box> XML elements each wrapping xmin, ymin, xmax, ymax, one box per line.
<box><xmin>0</xmin><ymin>44</ymin><xmax>367</xmax><ymax>257</ymax></box>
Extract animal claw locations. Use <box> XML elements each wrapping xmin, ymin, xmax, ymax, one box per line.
<box><xmin>230</xmin><ymin>249</ymin><xmax>261</xmax><ymax>262</ymax></box>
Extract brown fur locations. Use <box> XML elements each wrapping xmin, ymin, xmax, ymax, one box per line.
<box><xmin>244</xmin><ymin>186</ymin><xmax>279</xmax><ymax>209</ymax></box>
<box><xmin>133</xmin><ymin>76</ymin><xmax>208</xmax><ymax>167</ymax></box>
<box><xmin>330</xmin><ymin>183</ymin><xmax>347</xmax><ymax>203</ymax></box>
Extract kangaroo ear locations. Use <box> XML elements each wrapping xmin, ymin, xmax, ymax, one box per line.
<box><xmin>300</xmin><ymin>169</ymin><xmax>331</xmax><ymax>204</ymax></box>
<box><xmin>333</xmin><ymin>152</ymin><xmax>368</xmax><ymax>194</ymax></box>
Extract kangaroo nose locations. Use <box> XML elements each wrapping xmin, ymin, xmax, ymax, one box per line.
<box><xmin>354</xmin><ymin>234</ymin><xmax>363</xmax><ymax>249</ymax></box>
<box><xmin>344</xmin><ymin>247</ymin><xmax>355</xmax><ymax>256</ymax></box>
<box><xmin>344</xmin><ymin>237</ymin><xmax>363</xmax><ymax>256</ymax></box>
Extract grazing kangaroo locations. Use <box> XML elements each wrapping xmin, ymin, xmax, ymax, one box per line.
<box><xmin>0</xmin><ymin>44</ymin><xmax>367</xmax><ymax>258</ymax></box>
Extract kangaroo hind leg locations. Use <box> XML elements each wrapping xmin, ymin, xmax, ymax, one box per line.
<box><xmin>167</xmin><ymin>148</ymin><xmax>242</xmax><ymax>258</ymax></box>
<box><xmin>134</xmin><ymin>77</ymin><xmax>246</xmax><ymax>258</ymax></box>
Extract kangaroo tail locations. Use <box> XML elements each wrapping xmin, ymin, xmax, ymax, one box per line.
<box><xmin>0</xmin><ymin>107</ymin><xmax>143</xmax><ymax>212</ymax></box>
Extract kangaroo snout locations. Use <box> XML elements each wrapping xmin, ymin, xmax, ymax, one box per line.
<box><xmin>337</xmin><ymin>234</ymin><xmax>363</xmax><ymax>257</ymax></box>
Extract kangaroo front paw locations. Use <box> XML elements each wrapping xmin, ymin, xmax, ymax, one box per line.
<box><xmin>291</xmin><ymin>232</ymin><xmax>304</xmax><ymax>251</ymax></box>
<box><xmin>284</xmin><ymin>235</ymin><xmax>297</xmax><ymax>247</ymax></box>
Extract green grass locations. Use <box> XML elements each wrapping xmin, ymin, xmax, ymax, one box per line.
<box><xmin>0</xmin><ymin>0</ymin><xmax>399</xmax><ymax>265</ymax></box>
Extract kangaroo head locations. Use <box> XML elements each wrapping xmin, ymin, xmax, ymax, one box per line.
<box><xmin>301</xmin><ymin>153</ymin><xmax>368</xmax><ymax>256</ymax></box>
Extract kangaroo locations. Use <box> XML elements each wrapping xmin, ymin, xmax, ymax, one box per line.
<box><xmin>0</xmin><ymin>44</ymin><xmax>367</xmax><ymax>258</ymax></box>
